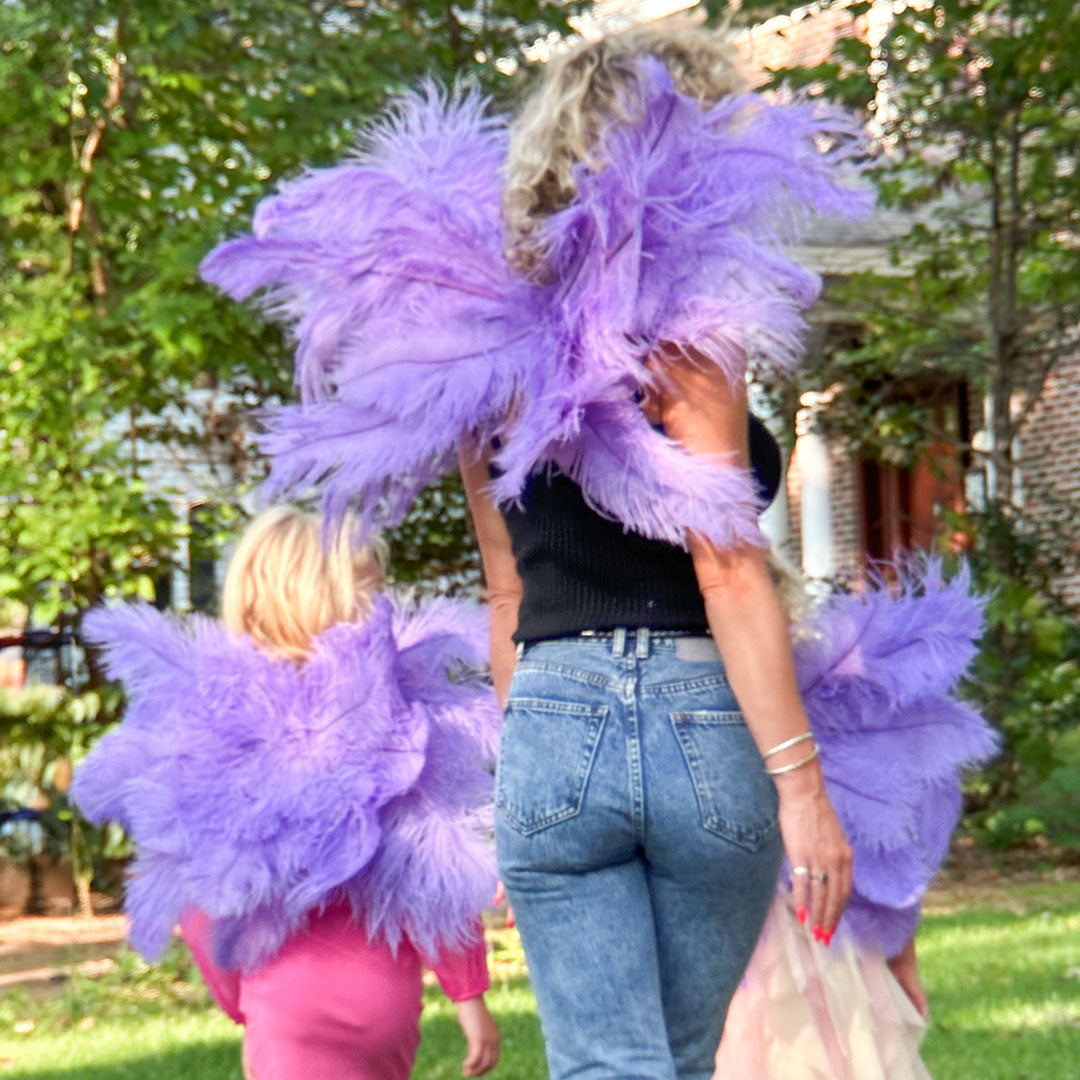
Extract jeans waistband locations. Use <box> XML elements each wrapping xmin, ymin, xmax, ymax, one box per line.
<box><xmin>518</xmin><ymin>626</ymin><xmax>714</xmax><ymax>660</ymax></box>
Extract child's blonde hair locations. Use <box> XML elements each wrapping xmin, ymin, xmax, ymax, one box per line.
<box><xmin>221</xmin><ymin>506</ymin><xmax>386</xmax><ymax>662</ymax></box>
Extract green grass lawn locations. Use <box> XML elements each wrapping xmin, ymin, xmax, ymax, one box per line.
<box><xmin>2</xmin><ymin>881</ymin><xmax>1077</xmax><ymax>1079</ymax></box>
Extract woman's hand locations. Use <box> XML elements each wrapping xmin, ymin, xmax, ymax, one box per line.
<box><xmin>775</xmin><ymin>766</ymin><xmax>853</xmax><ymax>944</ymax></box>
<box><xmin>887</xmin><ymin>938</ymin><xmax>929</xmax><ymax>1018</ymax></box>
<box><xmin>456</xmin><ymin>995</ymin><xmax>501</xmax><ymax>1077</ymax></box>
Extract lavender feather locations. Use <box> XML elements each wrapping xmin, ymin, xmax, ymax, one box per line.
<box><xmin>793</xmin><ymin>560</ymin><xmax>998</xmax><ymax>955</ymax></box>
<box><xmin>201</xmin><ymin>65</ymin><xmax>871</xmax><ymax>550</ymax></box>
<box><xmin>73</xmin><ymin>594</ymin><xmax>500</xmax><ymax>974</ymax></box>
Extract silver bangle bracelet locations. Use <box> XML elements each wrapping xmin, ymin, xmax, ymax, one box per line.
<box><xmin>764</xmin><ymin>745</ymin><xmax>820</xmax><ymax>776</ymax></box>
<box><xmin>763</xmin><ymin>731</ymin><xmax>813</xmax><ymax>760</ymax></box>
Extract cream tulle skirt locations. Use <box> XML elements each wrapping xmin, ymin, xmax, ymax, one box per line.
<box><xmin>713</xmin><ymin>894</ymin><xmax>931</xmax><ymax>1080</ymax></box>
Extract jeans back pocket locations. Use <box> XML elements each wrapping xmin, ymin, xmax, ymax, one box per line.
<box><xmin>497</xmin><ymin>697</ymin><xmax>608</xmax><ymax>836</ymax></box>
<box><xmin>669</xmin><ymin>710</ymin><xmax>779</xmax><ymax>852</ymax></box>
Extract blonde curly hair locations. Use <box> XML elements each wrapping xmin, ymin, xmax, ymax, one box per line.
<box><xmin>503</xmin><ymin>18</ymin><xmax>747</xmax><ymax>276</ymax></box>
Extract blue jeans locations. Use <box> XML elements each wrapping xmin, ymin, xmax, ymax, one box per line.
<box><xmin>495</xmin><ymin>629</ymin><xmax>783</xmax><ymax>1080</ymax></box>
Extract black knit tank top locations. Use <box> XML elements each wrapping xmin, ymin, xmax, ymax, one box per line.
<box><xmin>499</xmin><ymin>416</ymin><xmax>782</xmax><ymax>643</ymax></box>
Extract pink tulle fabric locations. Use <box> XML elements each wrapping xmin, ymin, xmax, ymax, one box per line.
<box><xmin>714</xmin><ymin>895</ymin><xmax>930</xmax><ymax>1080</ymax></box>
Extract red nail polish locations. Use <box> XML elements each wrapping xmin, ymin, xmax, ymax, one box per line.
<box><xmin>812</xmin><ymin>925</ymin><xmax>823</xmax><ymax>941</ymax></box>
<box><xmin>796</xmin><ymin>905</ymin><xmax>807</xmax><ymax>925</ymax></box>
<box><xmin>823</xmin><ymin>930</ymin><xmax>833</xmax><ymax>946</ymax></box>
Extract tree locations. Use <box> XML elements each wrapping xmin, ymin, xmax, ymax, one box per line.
<box><xmin>764</xmin><ymin>0</ymin><xmax>1080</xmax><ymax>838</ymax></box>
<box><xmin>768</xmin><ymin>0</ymin><xmax>1080</xmax><ymax>511</ymax></box>
<box><xmin>0</xmin><ymin>0</ymin><xmax>576</xmax><ymax>911</ymax></box>
<box><xmin>0</xmin><ymin>0</ymin><xmax>575</xmax><ymax>634</ymax></box>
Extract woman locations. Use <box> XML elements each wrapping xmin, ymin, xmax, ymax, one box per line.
<box><xmin>200</xmin><ymin>19</ymin><xmax>872</xmax><ymax>1079</ymax></box>
<box><xmin>455</xmin><ymin>25</ymin><xmax>865</xmax><ymax>1079</ymax></box>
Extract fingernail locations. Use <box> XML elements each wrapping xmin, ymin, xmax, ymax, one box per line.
<box><xmin>796</xmin><ymin>905</ymin><xmax>807</xmax><ymax>925</ymax></box>
<box><xmin>812</xmin><ymin>925</ymin><xmax>823</xmax><ymax>941</ymax></box>
<box><xmin>823</xmin><ymin>930</ymin><xmax>833</xmax><ymax>946</ymax></box>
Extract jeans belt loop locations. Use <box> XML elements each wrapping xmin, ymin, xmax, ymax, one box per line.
<box><xmin>635</xmin><ymin>626</ymin><xmax>650</xmax><ymax>659</ymax></box>
<box><xmin>611</xmin><ymin>627</ymin><xmax>627</xmax><ymax>658</ymax></box>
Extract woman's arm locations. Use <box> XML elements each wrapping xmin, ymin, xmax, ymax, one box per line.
<box><xmin>459</xmin><ymin>447</ymin><xmax>523</xmax><ymax>708</ymax></box>
<box><xmin>648</xmin><ymin>350</ymin><xmax>852</xmax><ymax>940</ymax></box>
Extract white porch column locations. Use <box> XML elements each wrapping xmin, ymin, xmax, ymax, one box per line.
<box><xmin>796</xmin><ymin>392</ymin><xmax>835</xmax><ymax>581</ymax></box>
<box><xmin>749</xmin><ymin>387</ymin><xmax>792</xmax><ymax>550</ymax></box>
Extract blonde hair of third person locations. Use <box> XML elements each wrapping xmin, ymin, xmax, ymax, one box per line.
<box><xmin>221</xmin><ymin>505</ymin><xmax>386</xmax><ymax>661</ymax></box>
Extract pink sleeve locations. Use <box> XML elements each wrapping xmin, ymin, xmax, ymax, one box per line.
<box><xmin>179</xmin><ymin>908</ymin><xmax>245</xmax><ymax>1025</ymax></box>
<box><xmin>424</xmin><ymin>923</ymin><xmax>490</xmax><ymax>1002</ymax></box>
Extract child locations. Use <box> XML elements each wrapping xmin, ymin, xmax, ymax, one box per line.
<box><xmin>714</xmin><ymin>560</ymin><xmax>997</xmax><ymax>1079</ymax></box>
<box><xmin>73</xmin><ymin>506</ymin><xmax>501</xmax><ymax>1079</ymax></box>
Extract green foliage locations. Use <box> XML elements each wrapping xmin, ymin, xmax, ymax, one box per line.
<box><xmin>768</xmin><ymin>1</ymin><xmax>1080</xmax><ymax>501</ymax></box>
<box><xmin>0</xmin><ymin>0</ymin><xmax>577</xmax><ymax>630</ymax></box>
<box><xmin>0</xmin><ymin>682</ymin><xmax>125</xmax><ymax>910</ymax></box>
<box><xmin>386</xmin><ymin>473</ymin><xmax>481</xmax><ymax>594</ymax></box>
<box><xmin>1</xmin><ymin>0</ymin><xmax>580</xmax><ymax>894</ymax></box>
<box><xmin>944</xmin><ymin>507</ymin><xmax>1080</xmax><ymax>851</ymax></box>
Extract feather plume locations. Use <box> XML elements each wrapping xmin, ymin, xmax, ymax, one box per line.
<box><xmin>72</xmin><ymin>595</ymin><xmax>499</xmax><ymax>973</ymax></box>
<box><xmin>793</xmin><ymin>561</ymin><xmax>998</xmax><ymax>955</ymax></box>
<box><xmin>202</xmin><ymin>66</ymin><xmax>871</xmax><ymax>551</ymax></box>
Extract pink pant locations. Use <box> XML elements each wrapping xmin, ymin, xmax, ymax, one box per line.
<box><xmin>181</xmin><ymin>905</ymin><xmax>488</xmax><ymax>1080</ymax></box>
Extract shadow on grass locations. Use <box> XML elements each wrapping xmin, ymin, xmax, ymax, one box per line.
<box><xmin>7</xmin><ymin>1040</ymin><xmax>244</xmax><ymax>1080</ymax></box>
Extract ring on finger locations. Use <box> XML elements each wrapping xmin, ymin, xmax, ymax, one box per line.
<box><xmin>811</xmin><ymin>871</ymin><xmax>828</xmax><ymax>884</ymax></box>
<box><xmin>791</xmin><ymin>865</ymin><xmax>810</xmax><ymax>876</ymax></box>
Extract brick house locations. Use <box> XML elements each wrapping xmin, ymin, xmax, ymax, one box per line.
<box><xmin>96</xmin><ymin>0</ymin><xmax>1079</xmax><ymax>615</ymax></box>
<box><xmin>734</xmin><ymin>1</ymin><xmax>1080</xmax><ymax>606</ymax></box>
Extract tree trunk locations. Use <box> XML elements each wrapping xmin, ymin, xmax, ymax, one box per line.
<box><xmin>75</xmin><ymin>872</ymin><xmax>94</xmax><ymax>919</ymax></box>
<box><xmin>988</xmin><ymin>374</ymin><xmax>1014</xmax><ymax>506</ymax></box>
<box><xmin>24</xmin><ymin>855</ymin><xmax>46</xmax><ymax>916</ymax></box>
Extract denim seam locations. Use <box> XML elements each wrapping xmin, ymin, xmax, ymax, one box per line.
<box><xmin>506</xmin><ymin>697</ymin><xmax>609</xmax><ymax>717</ymax></box>
<box><xmin>624</xmin><ymin>672</ymin><xmax>646</xmax><ymax>840</ymax></box>
<box><xmin>668</xmin><ymin>710</ymin><xmax>744</xmax><ymax>726</ymax></box>
<box><xmin>641</xmin><ymin>674</ymin><xmax>731</xmax><ymax>698</ymax></box>
<box><xmin>511</xmin><ymin>662</ymin><xmax>612</xmax><ymax>691</ymax></box>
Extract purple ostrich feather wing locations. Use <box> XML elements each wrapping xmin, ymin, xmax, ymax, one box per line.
<box><xmin>200</xmin><ymin>84</ymin><xmax>541</xmax><ymax>537</ymax></box>
<box><xmin>202</xmin><ymin>67</ymin><xmax>870</xmax><ymax>550</ymax></box>
<box><xmin>494</xmin><ymin>61</ymin><xmax>872</xmax><ymax>548</ymax></box>
<box><xmin>346</xmin><ymin>685</ymin><xmax>501</xmax><ymax>956</ymax></box>
<box><xmin>793</xmin><ymin>561</ymin><xmax>999</xmax><ymax>955</ymax></box>
<box><xmin>72</xmin><ymin>598</ymin><xmax>455</xmax><ymax>971</ymax></box>
<box><xmin>355</xmin><ymin>594</ymin><xmax>501</xmax><ymax>954</ymax></box>
<box><xmin>541</xmin><ymin>57</ymin><xmax>874</xmax><ymax>386</ymax></box>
